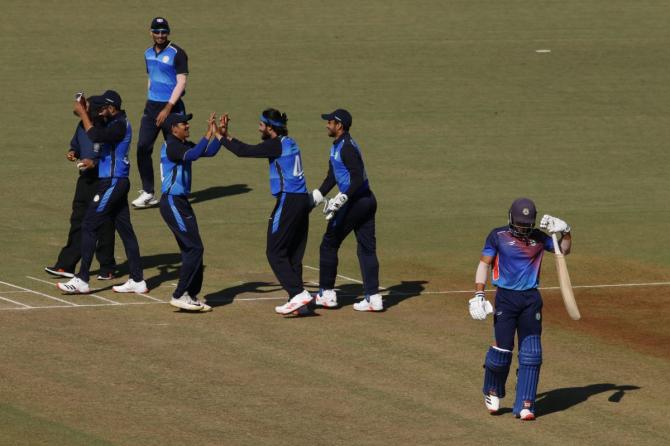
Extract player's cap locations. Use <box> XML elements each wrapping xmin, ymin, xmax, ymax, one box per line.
<box><xmin>164</xmin><ymin>113</ymin><xmax>193</xmax><ymax>128</ymax></box>
<box><xmin>509</xmin><ymin>198</ymin><xmax>537</xmax><ymax>224</ymax></box>
<box><xmin>321</xmin><ymin>109</ymin><xmax>352</xmax><ymax>129</ymax></box>
<box><xmin>151</xmin><ymin>17</ymin><xmax>170</xmax><ymax>32</ymax></box>
<box><xmin>101</xmin><ymin>90</ymin><xmax>122</xmax><ymax>109</ymax></box>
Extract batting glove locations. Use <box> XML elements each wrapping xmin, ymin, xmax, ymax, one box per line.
<box><xmin>540</xmin><ymin>214</ymin><xmax>571</xmax><ymax>234</ymax></box>
<box><xmin>323</xmin><ymin>193</ymin><xmax>348</xmax><ymax>220</ymax></box>
<box><xmin>468</xmin><ymin>291</ymin><xmax>493</xmax><ymax>320</ymax></box>
<box><xmin>311</xmin><ymin>189</ymin><xmax>325</xmax><ymax>208</ymax></box>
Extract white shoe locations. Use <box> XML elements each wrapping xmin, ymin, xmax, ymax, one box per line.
<box><xmin>112</xmin><ymin>279</ymin><xmax>149</xmax><ymax>294</ymax></box>
<box><xmin>132</xmin><ymin>190</ymin><xmax>158</xmax><ymax>208</ymax></box>
<box><xmin>484</xmin><ymin>394</ymin><xmax>500</xmax><ymax>413</ymax></box>
<box><xmin>314</xmin><ymin>289</ymin><xmax>338</xmax><ymax>308</ymax></box>
<box><xmin>57</xmin><ymin>277</ymin><xmax>90</xmax><ymax>294</ymax></box>
<box><xmin>275</xmin><ymin>290</ymin><xmax>313</xmax><ymax>315</ymax></box>
<box><xmin>519</xmin><ymin>409</ymin><xmax>535</xmax><ymax>421</ymax></box>
<box><xmin>353</xmin><ymin>294</ymin><xmax>383</xmax><ymax>312</ymax></box>
<box><xmin>170</xmin><ymin>292</ymin><xmax>211</xmax><ymax>312</ymax></box>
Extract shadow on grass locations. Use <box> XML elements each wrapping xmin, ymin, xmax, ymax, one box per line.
<box><xmin>113</xmin><ymin>253</ymin><xmax>182</xmax><ymax>291</ymax></box>
<box><xmin>189</xmin><ymin>184</ymin><xmax>252</xmax><ymax>204</ymax></box>
<box><xmin>536</xmin><ymin>383</ymin><xmax>641</xmax><ymax>417</ymax></box>
<box><xmin>332</xmin><ymin>280</ymin><xmax>428</xmax><ymax>309</ymax></box>
<box><xmin>203</xmin><ymin>282</ymin><xmax>283</xmax><ymax>308</ymax></box>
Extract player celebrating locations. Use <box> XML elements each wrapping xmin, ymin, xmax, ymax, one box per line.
<box><xmin>133</xmin><ymin>17</ymin><xmax>189</xmax><ymax>208</ymax></box>
<box><xmin>310</xmin><ymin>109</ymin><xmax>383</xmax><ymax>312</ymax></box>
<box><xmin>468</xmin><ymin>198</ymin><xmax>572</xmax><ymax>420</ymax></box>
<box><xmin>216</xmin><ymin>110</ymin><xmax>313</xmax><ymax>315</ymax></box>
<box><xmin>160</xmin><ymin>113</ymin><xmax>222</xmax><ymax>312</ymax></box>
<box><xmin>58</xmin><ymin>91</ymin><xmax>147</xmax><ymax>294</ymax></box>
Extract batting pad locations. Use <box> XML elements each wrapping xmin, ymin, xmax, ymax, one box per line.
<box><xmin>483</xmin><ymin>346</ymin><xmax>513</xmax><ymax>398</ymax></box>
<box><xmin>513</xmin><ymin>335</ymin><xmax>543</xmax><ymax>415</ymax></box>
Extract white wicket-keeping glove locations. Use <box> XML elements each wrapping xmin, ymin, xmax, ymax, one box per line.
<box><xmin>323</xmin><ymin>193</ymin><xmax>348</xmax><ymax>220</ymax></box>
<box><xmin>311</xmin><ymin>189</ymin><xmax>325</xmax><ymax>208</ymax></box>
<box><xmin>540</xmin><ymin>214</ymin><xmax>571</xmax><ymax>234</ymax></box>
<box><xmin>468</xmin><ymin>292</ymin><xmax>493</xmax><ymax>320</ymax></box>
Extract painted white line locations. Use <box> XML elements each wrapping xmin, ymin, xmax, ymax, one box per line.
<box><xmin>26</xmin><ymin>276</ymin><xmax>120</xmax><ymax>305</ymax></box>
<box><xmin>0</xmin><ymin>295</ymin><xmax>32</xmax><ymax>308</ymax></box>
<box><xmin>0</xmin><ymin>280</ymin><xmax>77</xmax><ymax>306</ymax></box>
<box><xmin>137</xmin><ymin>292</ymin><xmax>166</xmax><ymax>302</ymax></box>
<box><xmin>0</xmin><ymin>290</ymin><xmax>31</xmax><ymax>294</ymax></box>
<box><xmin>0</xmin><ymin>301</ymin><xmax>165</xmax><ymax>312</ymax></box>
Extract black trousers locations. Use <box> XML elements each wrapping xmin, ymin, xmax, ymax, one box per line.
<box><xmin>55</xmin><ymin>174</ymin><xmax>116</xmax><ymax>274</ymax></box>
<box><xmin>136</xmin><ymin>99</ymin><xmax>185</xmax><ymax>194</ymax></box>
<box><xmin>319</xmin><ymin>190</ymin><xmax>379</xmax><ymax>296</ymax></box>
<box><xmin>160</xmin><ymin>194</ymin><xmax>204</xmax><ymax>299</ymax></box>
<box><xmin>78</xmin><ymin>178</ymin><xmax>143</xmax><ymax>283</ymax></box>
<box><xmin>266</xmin><ymin>193</ymin><xmax>310</xmax><ymax>297</ymax></box>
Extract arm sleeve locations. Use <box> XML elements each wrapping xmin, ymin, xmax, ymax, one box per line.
<box><xmin>221</xmin><ymin>138</ymin><xmax>282</xmax><ymax>158</ymax></box>
<box><xmin>318</xmin><ymin>162</ymin><xmax>336</xmax><ymax>196</ymax></box>
<box><xmin>542</xmin><ymin>232</ymin><xmax>555</xmax><ymax>252</ymax></box>
<box><xmin>340</xmin><ymin>144</ymin><xmax>364</xmax><ymax>195</ymax></box>
<box><xmin>174</xmin><ymin>49</ymin><xmax>189</xmax><ymax>74</ymax></box>
<box><xmin>202</xmin><ymin>138</ymin><xmax>222</xmax><ymax>157</ymax></box>
<box><xmin>69</xmin><ymin>125</ymin><xmax>81</xmax><ymax>157</ymax></box>
<box><xmin>86</xmin><ymin>119</ymin><xmax>126</xmax><ymax>144</ymax></box>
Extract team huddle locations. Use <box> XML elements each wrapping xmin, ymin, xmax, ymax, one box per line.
<box><xmin>46</xmin><ymin>17</ymin><xmax>574</xmax><ymax>421</ymax></box>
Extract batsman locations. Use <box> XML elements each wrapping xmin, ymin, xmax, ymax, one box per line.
<box><xmin>468</xmin><ymin>198</ymin><xmax>572</xmax><ymax>421</ymax></box>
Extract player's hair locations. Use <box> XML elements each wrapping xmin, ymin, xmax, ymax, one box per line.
<box><xmin>261</xmin><ymin>108</ymin><xmax>288</xmax><ymax>136</ymax></box>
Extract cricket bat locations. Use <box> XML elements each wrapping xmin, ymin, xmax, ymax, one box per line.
<box><xmin>551</xmin><ymin>233</ymin><xmax>581</xmax><ymax>320</ymax></box>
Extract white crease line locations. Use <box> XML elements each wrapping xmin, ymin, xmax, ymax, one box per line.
<box><xmin>0</xmin><ymin>280</ymin><xmax>77</xmax><ymax>306</ymax></box>
<box><xmin>0</xmin><ymin>290</ymin><xmax>31</xmax><ymax>294</ymax></box>
<box><xmin>0</xmin><ymin>301</ymin><xmax>165</xmax><ymax>312</ymax></box>
<box><xmin>0</xmin><ymin>295</ymin><xmax>32</xmax><ymax>308</ymax></box>
<box><xmin>137</xmin><ymin>292</ymin><xmax>166</xmax><ymax>302</ymax></box>
<box><xmin>26</xmin><ymin>276</ymin><xmax>120</xmax><ymax>305</ymax></box>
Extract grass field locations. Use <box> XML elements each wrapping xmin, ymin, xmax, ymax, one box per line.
<box><xmin>1</xmin><ymin>1</ymin><xmax>669</xmax><ymax>445</ymax></box>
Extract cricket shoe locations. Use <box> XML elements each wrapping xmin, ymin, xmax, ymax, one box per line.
<box><xmin>353</xmin><ymin>294</ymin><xmax>384</xmax><ymax>312</ymax></box>
<box><xmin>45</xmin><ymin>266</ymin><xmax>74</xmax><ymax>278</ymax></box>
<box><xmin>131</xmin><ymin>190</ymin><xmax>158</xmax><ymax>208</ymax></box>
<box><xmin>96</xmin><ymin>272</ymin><xmax>116</xmax><ymax>280</ymax></box>
<box><xmin>484</xmin><ymin>394</ymin><xmax>500</xmax><ymax>414</ymax></box>
<box><xmin>314</xmin><ymin>289</ymin><xmax>338</xmax><ymax>308</ymax></box>
<box><xmin>57</xmin><ymin>277</ymin><xmax>90</xmax><ymax>294</ymax></box>
<box><xmin>112</xmin><ymin>279</ymin><xmax>149</xmax><ymax>294</ymax></box>
<box><xmin>170</xmin><ymin>292</ymin><xmax>211</xmax><ymax>312</ymax></box>
<box><xmin>518</xmin><ymin>409</ymin><xmax>535</xmax><ymax>421</ymax></box>
<box><xmin>275</xmin><ymin>290</ymin><xmax>313</xmax><ymax>315</ymax></box>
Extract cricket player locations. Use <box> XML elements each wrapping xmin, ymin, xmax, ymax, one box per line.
<box><xmin>216</xmin><ymin>109</ymin><xmax>313</xmax><ymax>315</ymax></box>
<box><xmin>469</xmin><ymin>198</ymin><xmax>572</xmax><ymax>420</ymax></box>
<box><xmin>310</xmin><ymin>109</ymin><xmax>382</xmax><ymax>312</ymax></box>
<box><xmin>58</xmin><ymin>90</ymin><xmax>147</xmax><ymax>294</ymax></box>
<box><xmin>160</xmin><ymin>113</ymin><xmax>222</xmax><ymax>312</ymax></box>
<box><xmin>133</xmin><ymin>17</ymin><xmax>189</xmax><ymax>208</ymax></box>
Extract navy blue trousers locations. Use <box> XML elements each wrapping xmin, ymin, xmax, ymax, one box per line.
<box><xmin>136</xmin><ymin>99</ymin><xmax>185</xmax><ymax>194</ymax></box>
<box><xmin>266</xmin><ymin>193</ymin><xmax>310</xmax><ymax>297</ymax></box>
<box><xmin>160</xmin><ymin>194</ymin><xmax>204</xmax><ymax>299</ymax></box>
<box><xmin>78</xmin><ymin>178</ymin><xmax>143</xmax><ymax>283</ymax></box>
<box><xmin>55</xmin><ymin>174</ymin><xmax>116</xmax><ymax>274</ymax></box>
<box><xmin>319</xmin><ymin>190</ymin><xmax>379</xmax><ymax>295</ymax></box>
<box><xmin>493</xmin><ymin>288</ymin><xmax>543</xmax><ymax>350</ymax></box>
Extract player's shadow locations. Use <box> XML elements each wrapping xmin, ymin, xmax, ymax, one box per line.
<box><xmin>334</xmin><ymin>280</ymin><xmax>427</xmax><ymax>309</ymax></box>
<box><xmin>203</xmin><ymin>282</ymin><xmax>283</xmax><ymax>308</ymax></box>
<box><xmin>535</xmin><ymin>383</ymin><xmax>641</xmax><ymax>417</ymax></box>
<box><xmin>189</xmin><ymin>184</ymin><xmax>252</xmax><ymax>204</ymax></box>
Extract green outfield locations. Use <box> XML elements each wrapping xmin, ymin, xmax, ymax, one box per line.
<box><xmin>0</xmin><ymin>1</ymin><xmax>669</xmax><ymax>444</ymax></box>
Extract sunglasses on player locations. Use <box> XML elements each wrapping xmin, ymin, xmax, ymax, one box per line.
<box><xmin>151</xmin><ymin>30</ymin><xmax>169</xmax><ymax>35</ymax></box>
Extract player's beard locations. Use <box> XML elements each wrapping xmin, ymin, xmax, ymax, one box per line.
<box><xmin>260</xmin><ymin>129</ymin><xmax>271</xmax><ymax>140</ymax></box>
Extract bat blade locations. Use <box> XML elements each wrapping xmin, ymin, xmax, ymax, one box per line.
<box><xmin>551</xmin><ymin>233</ymin><xmax>581</xmax><ymax>320</ymax></box>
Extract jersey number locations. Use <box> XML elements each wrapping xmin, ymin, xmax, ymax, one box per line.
<box><xmin>293</xmin><ymin>155</ymin><xmax>304</xmax><ymax>178</ymax></box>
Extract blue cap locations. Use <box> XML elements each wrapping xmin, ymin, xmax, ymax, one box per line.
<box><xmin>164</xmin><ymin>113</ymin><xmax>193</xmax><ymax>128</ymax></box>
<box><xmin>321</xmin><ymin>109</ymin><xmax>352</xmax><ymax>129</ymax></box>
<box><xmin>151</xmin><ymin>17</ymin><xmax>170</xmax><ymax>32</ymax></box>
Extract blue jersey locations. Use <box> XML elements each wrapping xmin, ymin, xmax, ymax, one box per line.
<box><xmin>144</xmin><ymin>43</ymin><xmax>188</xmax><ymax>102</ymax></box>
<box><xmin>482</xmin><ymin>226</ymin><xmax>554</xmax><ymax>291</ymax></box>
<box><xmin>160</xmin><ymin>141</ymin><xmax>191</xmax><ymax>196</ymax></box>
<box><xmin>330</xmin><ymin>136</ymin><xmax>369</xmax><ymax>194</ymax></box>
<box><xmin>268</xmin><ymin>136</ymin><xmax>307</xmax><ymax>196</ymax></box>
<box><xmin>97</xmin><ymin>118</ymin><xmax>131</xmax><ymax>179</ymax></box>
